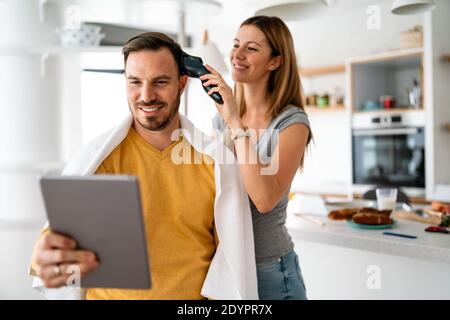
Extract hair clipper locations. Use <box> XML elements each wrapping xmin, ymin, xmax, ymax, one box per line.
<box><xmin>181</xmin><ymin>52</ymin><xmax>224</xmax><ymax>104</ymax></box>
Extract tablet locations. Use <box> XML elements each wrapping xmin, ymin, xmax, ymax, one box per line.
<box><xmin>40</xmin><ymin>175</ymin><xmax>151</xmax><ymax>289</ymax></box>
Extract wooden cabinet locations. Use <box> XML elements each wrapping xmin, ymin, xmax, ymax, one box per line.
<box><xmin>346</xmin><ymin>48</ymin><xmax>427</xmax><ymax>196</ymax></box>
<box><xmin>347</xmin><ymin>47</ymin><xmax>424</xmax><ymax>114</ymax></box>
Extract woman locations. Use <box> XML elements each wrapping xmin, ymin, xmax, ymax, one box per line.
<box><xmin>200</xmin><ymin>16</ymin><xmax>312</xmax><ymax>300</ymax></box>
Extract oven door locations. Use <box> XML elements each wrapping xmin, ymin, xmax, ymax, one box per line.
<box><xmin>352</xmin><ymin>127</ymin><xmax>425</xmax><ymax>188</ymax></box>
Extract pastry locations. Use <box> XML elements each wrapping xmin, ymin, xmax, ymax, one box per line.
<box><xmin>358</xmin><ymin>207</ymin><xmax>392</xmax><ymax>216</ymax></box>
<box><xmin>328</xmin><ymin>207</ymin><xmax>391</xmax><ymax>221</ymax></box>
<box><xmin>328</xmin><ymin>208</ymin><xmax>360</xmax><ymax>220</ymax></box>
<box><xmin>352</xmin><ymin>213</ymin><xmax>393</xmax><ymax>225</ymax></box>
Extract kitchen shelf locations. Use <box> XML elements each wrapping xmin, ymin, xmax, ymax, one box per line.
<box><xmin>0</xmin><ymin>46</ymin><xmax>122</xmax><ymax>55</ymax></box>
<box><xmin>353</xmin><ymin>107</ymin><xmax>424</xmax><ymax>114</ymax></box>
<box><xmin>347</xmin><ymin>47</ymin><xmax>423</xmax><ymax>65</ymax></box>
<box><xmin>300</xmin><ymin>64</ymin><xmax>346</xmax><ymax>116</ymax></box>
<box><xmin>300</xmin><ymin>64</ymin><xmax>345</xmax><ymax>77</ymax></box>
<box><xmin>305</xmin><ymin>104</ymin><xmax>346</xmax><ymax>113</ymax></box>
<box><xmin>0</xmin><ymin>161</ymin><xmax>65</xmax><ymax>172</ymax></box>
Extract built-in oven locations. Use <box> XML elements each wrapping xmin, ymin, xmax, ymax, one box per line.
<box><xmin>352</xmin><ymin>112</ymin><xmax>425</xmax><ymax>190</ymax></box>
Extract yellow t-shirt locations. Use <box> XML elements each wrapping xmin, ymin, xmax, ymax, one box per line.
<box><xmin>86</xmin><ymin>126</ymin><xmax>216</xmax><ymax>300</ymax></box>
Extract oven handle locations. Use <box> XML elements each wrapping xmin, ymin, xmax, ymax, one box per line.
<box><xmin>353</xmin><ymin>128</ymin><xmax>420</xmax><ymax>136</ymax></box>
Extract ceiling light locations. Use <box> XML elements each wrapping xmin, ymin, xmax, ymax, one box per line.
<box><xmin>391</xmin><ymin>0</ymin><xmax>435</xmax><ymax>15</ymax></box>
<box><xmin>250</xmin><ymin>0</ymin><xmax>331</xmax><ymax>21</ymax></box>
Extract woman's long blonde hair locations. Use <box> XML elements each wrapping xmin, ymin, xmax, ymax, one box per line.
<box><xmin>234</xmin><ymin>15</ymin><xmax>305</xmax><ymax>120</ymax></box>
<box><xmin>234</xmin><ymin>16</ymin><xmax>311</xmax><ymax>169</ymax></box>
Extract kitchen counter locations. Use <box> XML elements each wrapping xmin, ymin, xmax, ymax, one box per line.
<box><xmin>286</xmin><ymin>212</ymin><xmax>450</xmax><ymax>265</ymax></box>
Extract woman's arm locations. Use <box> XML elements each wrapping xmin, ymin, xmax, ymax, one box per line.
<box><xmin>232</xmin><ymin>123</ymin><xmax>309</xmax><ymax>213</ymax></box>
<box><xmin>201</xmin><ymin>65</ymin><xmax>309</xmax><ymax>213</ymax></box>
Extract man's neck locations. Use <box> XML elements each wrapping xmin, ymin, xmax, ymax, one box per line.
<box><xmin>133</xmin><ymin>114</ymin><xmax>182</xmax><ymax>151</ymax></box>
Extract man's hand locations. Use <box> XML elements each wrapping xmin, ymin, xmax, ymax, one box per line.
<box><xmin>31</xmin><ymin>231</ymin><xmax>99</xmax><ymax>288</ymax></box>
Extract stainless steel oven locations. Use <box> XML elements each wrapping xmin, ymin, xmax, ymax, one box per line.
<box><xmin>352</xmin><ymin>112</ymin><xmax>425</xmax><ymax>189</ymax></box>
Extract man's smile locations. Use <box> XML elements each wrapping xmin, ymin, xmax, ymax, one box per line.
<box><xmin>137</xmin><ymin>105</ymin><xmax>164</xmax><ymax>115</ymax></box>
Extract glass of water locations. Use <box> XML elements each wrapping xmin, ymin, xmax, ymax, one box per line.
<box><xmin>376</xmin><ymin>188</ymin><xmax>398</xmax><ymax>211</ymax></box>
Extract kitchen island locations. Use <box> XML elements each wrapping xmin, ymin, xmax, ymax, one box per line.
<box><xmin>287</xmin><ymin>212</ymin><xmax>450</xmax><ymax>265</ymax></box>
<box><xmin>287</xmin><ymin>212</ymin><xmax>450</xmax><ymax>299</ymax></box>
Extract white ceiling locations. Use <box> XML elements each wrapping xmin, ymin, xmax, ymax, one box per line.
<box><xmin>68</xmin><ymin>0</ymin><xmax>407</xmax><ymax>52</ymax></box>
<box><xmin>70</xmin><ymin>0</ymin><xmax>395</xmax><ymax>31</ymax></box>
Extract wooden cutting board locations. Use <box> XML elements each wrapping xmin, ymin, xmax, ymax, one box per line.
<box><xmin>393</xmin><ymin>210</ymin><xmax>441</xmax><ymax>225</ymax></box>
<box><xmin>422</xmin><ymin>208</ymin><xmax>445</xmax><ymax>218</ymax></box>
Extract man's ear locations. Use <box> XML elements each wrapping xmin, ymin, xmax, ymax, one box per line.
<box><xmin>268</xmin><ymin>56</ymin><xmax>281</xmax><ymax>71</ymax></box>
<box><xmin>179</xmin><ymin>75</ymin><xmax>188</xmax><ymax>93</ymax></box>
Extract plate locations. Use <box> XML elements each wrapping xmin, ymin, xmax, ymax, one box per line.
<box><xmin>346</xmin><ymin>219</ymin><xmax>396</xmax><ymax>230</ymax></box>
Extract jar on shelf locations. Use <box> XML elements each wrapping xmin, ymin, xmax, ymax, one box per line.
<box><xmin>330</xmin><ymin>86</ymin><xmax>344</xmax><ymax>107</ymax></box>
<box><xmin>317</xmin><ymin>93</ymin><xmax>329</xmax><ymax>108</ymax></box>
<box><xmin>306</xmin><ymin>94</ymin><xmax>317</xmax><ymax>107</ymax></box>
<box><xmin>380</xmin><ymin>95</ymin><xmax>396</xmax><ymax>109</ymax></box>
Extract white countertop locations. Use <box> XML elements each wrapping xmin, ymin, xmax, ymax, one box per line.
<box><xmin>286</xmin><ymin>212</ymin><xmax>450</xmax><ymax>265</ymax></box>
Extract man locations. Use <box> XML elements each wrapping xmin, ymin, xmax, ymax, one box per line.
<box><xmin>30</xmin><ymin>32</ymin><xmax>258</xmax><ymax>300</ymax></box>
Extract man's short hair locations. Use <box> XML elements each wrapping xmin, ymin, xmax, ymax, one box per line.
<box><xmin>122</xmin><ymin>32</ymin><xmax>184</xmax><ymax>76</ymax></box>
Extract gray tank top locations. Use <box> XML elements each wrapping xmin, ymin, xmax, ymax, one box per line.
<box><xmin>212</xmin><ymin>105</ymin><xmax>311</xmax><ymax>264</ymax></box>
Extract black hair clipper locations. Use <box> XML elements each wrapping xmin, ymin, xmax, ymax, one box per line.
<box><xmin>181</xmin><ymin>52</ymin><xmax>224</xmax><ymax>104</ymax></box>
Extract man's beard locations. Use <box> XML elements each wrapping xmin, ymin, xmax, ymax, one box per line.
<box><xmin>132</xmin><ymin>92</ymin><xmax>181</xmax><ymax>131</ymax></box>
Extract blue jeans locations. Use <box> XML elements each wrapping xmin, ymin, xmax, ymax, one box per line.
<box><xmin>256</xmin><ymin>249</ymin><xmax>307</xmax><ymax>300</ymax></box>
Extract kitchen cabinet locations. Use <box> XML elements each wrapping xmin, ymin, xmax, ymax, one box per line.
<box><xmin>0</xmin><ymin>46</ymin><xmax>121</xmax><ymax>55</ymax></box>
<box><xmin>347</xmin><ymin>47</ymin><xmax>424</xmax><ymax>114</ymax></box>
<box><xmin>423</xmin><ymin>1</ymin><xmax>450</xmax><ymax>202</ymax></box>
<box><xmin>346</xmin><ymin>48</ymin><xmax>427</xmax><ymax>196</ymax></box>
<box><xmin>0</xmin><ymin>45</ymin><xmax>122</xmax><ymax>76</ymax></box>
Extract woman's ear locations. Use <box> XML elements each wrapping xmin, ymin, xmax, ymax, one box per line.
<box><xmin>268</xmin><ymin>56</ymin><xmax>281</xmax><ymax>71</ymax></box>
